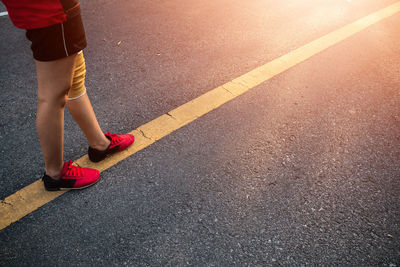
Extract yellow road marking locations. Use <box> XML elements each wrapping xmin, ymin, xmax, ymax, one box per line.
<box><xmin>1</xmin><ymin>1</ymin><xmax>400</xmax><ymax>231</ymax></box>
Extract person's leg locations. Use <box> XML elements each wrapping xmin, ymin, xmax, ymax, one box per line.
<box><xmin>67</xmin><ymin>93</ymin><xmax>110</xmax><ymax>151</ymax></box>
<box><xmin>66</xmin><ymin>52</ymin><xmax>134</xmax><ymax>162</ymax></box>
<box><xmin>66</xmin><ymin>52</ymin><xmax>110</xmax><ymax>151</ymax></box>
<box><xmin>35</xmin><ymin>54</ymin><xmax>76</xmax><ymax>179</ymax></box>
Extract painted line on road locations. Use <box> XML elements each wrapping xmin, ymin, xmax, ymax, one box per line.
<box><xmin>0</xmin><ymin>11</ymin><xmax>8</xmax><ymax>17</ymax></box>
<box><xmin>1</xmin><ymin>1</ymin><xmax>400</xmax><ymax>231</ymax></box>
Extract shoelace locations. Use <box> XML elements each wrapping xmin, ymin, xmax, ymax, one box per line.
<box><xmin>105</xmin><ymin>132</ymin><xmax>123</xmax><ymax>146</ymax></box>
<box><xmin>64</xmin><ymin>161</ymin><xmax>84</xmax><ymax>177</ymax></box>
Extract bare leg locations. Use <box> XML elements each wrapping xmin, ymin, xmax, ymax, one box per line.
<box><xmin>35</xmin><ymin>55</ymin><xmax>76</xmax><ymax>179</ymax></box>
<box><xmin>66</xmin><ymin>93</ymin><xmax>110</xmax><ymax>150</ymax></box>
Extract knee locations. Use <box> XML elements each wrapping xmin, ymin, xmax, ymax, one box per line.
<box><xmin>37</xmin><ymin>84</ymin><xmax>70</xmax><ymax>108</ymax></box>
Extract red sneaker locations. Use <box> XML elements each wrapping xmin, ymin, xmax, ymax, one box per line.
<box><xmin>88</xmin><ymin>132</ymin><xmax>135</xmax><ymax>162</ymax></box>
<box><xmin>42</xmin><ymin>161</ymin><xmax>100</xmax><ymax>191</ymax></box>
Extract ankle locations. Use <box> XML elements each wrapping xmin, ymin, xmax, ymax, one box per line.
<box><xmin>90</xmin><ymin>138</ymin><xmax>110</xmax><ymax>151</ymax></box>
<box><xmin>45</xmin><ymin>165</ymin><xmax>63</xmax><ymax>180</ymax></box>
<box><xmin>45</xmin><ymin>170</ymin><xmax>61</xmax><ymax>180</ymax></box>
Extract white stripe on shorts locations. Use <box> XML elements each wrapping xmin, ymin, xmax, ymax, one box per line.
<box><xmin>68</xmin><ymin>90</ymin><xmax>87</xmax><ymax>100</ymax></box>
<box><xmin>61</xmin><ymin>23</ymin><xmax>69</xmax><ymax>57</ymax></box>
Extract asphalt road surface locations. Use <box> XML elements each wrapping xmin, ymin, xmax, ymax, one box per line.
<box><xmin>1</xmin><ymin>0</ymin><xmax>400</xmax><ymax>265</ymax></box>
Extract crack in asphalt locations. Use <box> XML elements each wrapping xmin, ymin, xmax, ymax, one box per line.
<box><xmin>0</xmin><ymin>200</ymin><xmax>12</xmax><ymax>206</ymax></box>
<box><xmin>166</xmin><ymin>112</ymin><xmax>178</xmax><ymax>120</ymax></box>
<box><xmin>138</xmin><ymin>129</ymin><xmax>152</xmax><ymax>140</ymax></box>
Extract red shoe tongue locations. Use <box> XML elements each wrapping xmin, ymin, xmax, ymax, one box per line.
<box><xmin>61</xmin><ymin>161</ymin><xmax>72</xmax><ymax>176</ymax></box>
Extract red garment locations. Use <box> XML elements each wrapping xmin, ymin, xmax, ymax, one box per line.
<box><xmin>2</xmin><ymin>0</ymin><xmax>66</xmax><ymax>29</ymax></box>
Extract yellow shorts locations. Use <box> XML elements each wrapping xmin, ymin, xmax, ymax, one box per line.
<box><xmin>68</xmin><ymin>51</ymin><xmax>87</xmax><ymax>100</ymax></box>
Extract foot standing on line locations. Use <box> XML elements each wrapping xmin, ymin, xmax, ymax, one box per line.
<box><xmin>88</xmin><ymin>132</ymin><xmax>135</xmax><ymax>162</ymax></box>
<box><xmin>42</xmin><ymin>161</ymin><xmax>100</xmax><ymax>191</ymax></box>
